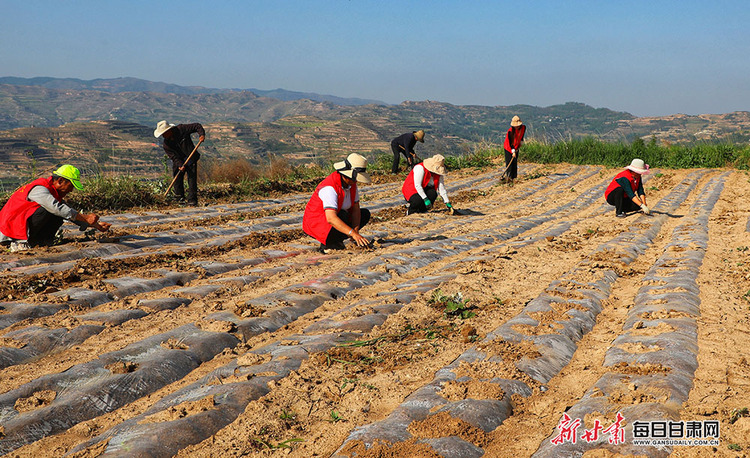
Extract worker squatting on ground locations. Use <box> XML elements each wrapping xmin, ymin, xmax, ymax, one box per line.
<box><xmin>303</xmin><ymin>153</ymin><xmax>372</xmax><ymax>253</ymax></box>
<box><xmin>390</xmin><ymin>130</ymin><xmax>425</xmax><ymax>173</ymax></box>
<box><xmin>0</xmin><ymin>165</ymin><xmax>111</xmax><ymax>252</ymax></box>
<box><xmin>154</xmin><ymin>120</ymin><xmax>205</xmax><ymax>206</ymax></box>
<box><xmin>605</xmin><ymin>158</ymin><xmax>651</xmax><ymax>217</ymax></box>
<box><xmin>504</xmin><ymin>115</ymin><xmax>526</xmax><ymax>181</ymax></box>
<box><xmin>402</xmin><ymin>154</ymin><xmax>453</xmax><ymax>215</ymax></box>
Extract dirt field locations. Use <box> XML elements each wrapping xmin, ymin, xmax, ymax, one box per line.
<box><xmin>1</xmin><ymin>161</ymin><xmax>749</xmax><ymax>457</ymax></box>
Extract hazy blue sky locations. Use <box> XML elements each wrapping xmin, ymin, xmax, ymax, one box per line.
<box><xmin>2</xmin><ymin>1</ymin><xmax>748</xmax><ymax>117</ymax></box>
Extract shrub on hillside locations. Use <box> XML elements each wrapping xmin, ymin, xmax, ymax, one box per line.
<box><xmin>66</xmin><ymin>175</ymin><xmax>166</xmax><ymax>211</ymax></box>
<box><xmin>199</xmin><ymin>158</ymin><xmax>260</xmax><ymax>183</ymax></box>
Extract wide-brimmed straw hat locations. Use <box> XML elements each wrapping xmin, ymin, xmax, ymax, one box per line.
<box><xmin>423</xmin><ymin>154</ymin><xmax>446</xmax><ymax>175</ymax></box>
<box><xmin>510</xmin><ymin>115</ymin><xmax>523</xmax><ymax>127</ymax></box>
<box><xmin>53</xmin><ymin>164</ymin><xmax>83</xmax><ymax>190</ymax></box>
<box><xmin>414</xmin><ymin>130</ymin><xmax>425</xmax><ymax>143</ymax></box>
<box><xmin>154</xmin><ymin>120</ymin><xmax>176</xmax><ymax>138</ymax></box>
<box><xmin>625</xmin><ymin>158</ymin><xmax>650</xmax><ymax>175</ymax></box>
<box><xmin>334</xmin><ymin>153</ymin><xmax>371</xmax><ymax>183</ymax></box>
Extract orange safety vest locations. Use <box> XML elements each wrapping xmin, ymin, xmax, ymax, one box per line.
<box><xmin>604</xmin><ymin>169</ymin><xmax>641</xmax><ymax>200</ymax></box>
<box><xmin>303</xmin><ymin>173</ymin><xmax>356</xmax><ymax>244</ymax></box>
<box><xmin>0</xmin><ymin>177</ymin><xmax>60</xmax><ymax>240</ymax></box>
<box><xmin>402</xmin><ymin>164</ymin><xmax>440</xmax><ymax>201</ymax></box>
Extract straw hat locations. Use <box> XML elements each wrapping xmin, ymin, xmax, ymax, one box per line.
<box><xmin>510</xmin><ymin>116</ymin><xmax>523</xmax><ymax>127</ymax></box>
<box><xmin>625</xmin><ymin>158</ymin><xmax>650</xmax><ymax>175</ymax></box>
<box><xmin>52</xmin><ymin>164</ymin><xmax>83</xmax><ymax>190</ymax></box>
<box><xmin>414</xmin><ymin>130</ymin><xmax>425</xmax><ymax>143</ymax></box>
<box><xmin>154</xmin><ymin>120</ymin><xmax>176</xmax><ymax>138</ymax></box>
<box><xmin>334</xmin><ymin>153</ymin><xmax>371</xmax><ymax>183</ymax></box>
<box><xmin>423</xmin><ymin>154</ymin><xmax>446</xmax><ymax>175</ymax></box>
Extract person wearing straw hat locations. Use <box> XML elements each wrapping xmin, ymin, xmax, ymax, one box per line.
<box><xmin>604</xmin><ymin>158</ymin><xmax>651</xmax><ymax>218</ymax></box>
<box><xmin>503</xmin><ymin>116</ymin><xmax>526</xmax><ymax>181</ymax></box>
<box><xmin>0</xmin><ymin>165</ymin><xmax>111</xmax><ymax>252</ymax></box>
<box><xmin>154</xmin><ymin>120</ymin><xmax>205</xmax><ymax>206</ymax></box>
<box><xmin>402</xmin><ymin>154</ymin><xmax>453</xmax><ymax>215</ymax></box>
<box><xmin>303</xmin><ymin>153</ymin><xmax>372</xmax><ymax>252</ymax></box>
<box><xmin>390</xmin><ymin>130</ymin><xmax>425</xmax><ymax>173</ymax></box>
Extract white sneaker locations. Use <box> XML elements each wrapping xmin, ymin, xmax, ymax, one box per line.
<box><xmin>10</xmin><ymin>241</ymin><xmax>30</xmax><ymax>252</ymax></box>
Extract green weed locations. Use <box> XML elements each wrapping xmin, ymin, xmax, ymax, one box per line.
<box><xmin>429</xmin><ymin>290</ymin><xmax>476</xmax><ymax>320</ymax></box>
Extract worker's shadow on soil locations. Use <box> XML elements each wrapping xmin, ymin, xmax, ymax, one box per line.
<box><xmin>451</xmin><ymin>208</ymin><xmax>483</xmax><ymax>216</ymax></box>
<box><xmin>649</xmin><ymin>210</ymin><xmax>683</xmax><ymax>218</ymax></box>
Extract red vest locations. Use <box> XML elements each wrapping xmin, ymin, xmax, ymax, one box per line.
<box><xmin>0</xmin><ymin>177</ymin><xmax>60</xmax><ymax>240</ymax></box>
<box><xmin>504</xmin><ymin>125</ymin><xmax>526</xmax><ymax>151</ymax></box>
<box><xmin>605</xmin><ymin>169</ymin><xmax>641</xmax><ymax>200</ymax></box>
<box><xmin>402</xmin><ymin>164</ymin><xmax>440</xmax><ymax>201</ymax></box>
<box><xmin>303</xmin><ymin>173</ymin><xmax>356</xmax><ymax>244</ymax></box>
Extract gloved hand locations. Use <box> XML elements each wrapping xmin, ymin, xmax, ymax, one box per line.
<box><xmin>424</xmin><ymin>198</ymin><xmax>432</xmax><ymax>207</ymax></box>
<box><xmin>446</xmin><ymin>202</ymin><xmax>452</xmax><ymax>209</ymax></box>
<box><xmin>511</xmin><ymin>148</ymin><xmax>516</xmax><ymax>154</ymax></box>
<box><xmin>641</xmin><ymin>204</ymin><xmax>650</xmax><ymax>215</ymax></box>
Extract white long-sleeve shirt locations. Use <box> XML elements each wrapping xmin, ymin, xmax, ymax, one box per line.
<box><xmin>413</xmin><ymin>164</ymin><xmax>449</xmax><ymax>204</ymax></box>
<box><xmin>318</xmin><ymin>184</ymin><xmax>358</xmax><ymax>211</ymax></box>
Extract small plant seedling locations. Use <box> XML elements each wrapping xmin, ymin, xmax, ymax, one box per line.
<box><xmin>730</xmin><ymin>407</ymin><xmax>749</xmax><ymax>424</ymax></box>
<box><xmin>329</xmin><ymin>410</ymin><xmax>345</xmax><ymax>423</ymax></box>
<box><xmin>279</xmin><ymin>409</ymin><xmax>297</xmax><ymax>422</ymax></box>
<box><xmin>728</xmin><ymin>443</ymin><xmax>742</xmax><ymax>451</ymax></box>
<box><xmin>251</xmin><ymin>437</ymin><xmax>304</xmax><ymax>450</ymax></box>
<box><xmin>654</xmin><ymin>172</ymin><xmax>664</xmax><ymax>178</ymax></box>
<box><xmin>737</xmin><ymin>246</ymin><xmax>748</xmax><ymax>252</ymax></box>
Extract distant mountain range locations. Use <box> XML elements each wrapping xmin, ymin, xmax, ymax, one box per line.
<box><xmin>0</xmin><ymin>76</ymin><xmax>748</xmax><ymax>187</ymax></box>
<box><xmin>0</xmin><ymin>76</ymin><xmax>386</xmax><ymax>106</ymax></box>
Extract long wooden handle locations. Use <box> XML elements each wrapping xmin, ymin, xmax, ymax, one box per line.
<box><xmin>164</xmin><ymin>139</ymin><xmax>203</xmax><ymax>197</ymax></box>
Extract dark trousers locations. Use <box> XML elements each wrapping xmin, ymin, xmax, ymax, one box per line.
<box><xmin>406</xmin><ymin>187</ymin><xmax>438</xmax><ymax>214</ymax></box>
<box><xmin>27</xmin><ymin>207</ymin><xmax>64</xmax><ymax>247</ymax></box>
<box><xmin>391</xmin><ymin>143</ymin><xmax>418</xmax><ymax>173</ymax></box>
<box><xmin>325</xmin><ymin>208</ymin><xmax>371</xmax><ymax>246</ymax></box>
<box><xmin>504</xmin><ymin>150</ymin><xmax>518</xmax><ymax>179</ymax></box>
<box><xmin>606</xmin><ymin>187</ymin><xmax>641</xmax><ymax>214</ymax></box>
<box><xmin>172</xmin><ymin>161</ymin><xmax>198</xmax><ymax>204</ymax></box>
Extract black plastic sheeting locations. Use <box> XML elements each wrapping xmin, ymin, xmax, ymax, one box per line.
<box><xmin>0</xmin><ymin>324</ymin><xmax>239</xmax><ymax>455</ymax></box>
<box><xmin>333</xmin><ymin>172</ymin><xmax>703</xmax><ymax>457</ymax></box>
<box><xmin>532</xmin><ymin>173</ymin><xmax>726</xmax><ymax>457</ymax></box>
<box><xmin>66</xmin><ymin>275</ymin><xmax>457</xmax><ymax>457</ymax></box>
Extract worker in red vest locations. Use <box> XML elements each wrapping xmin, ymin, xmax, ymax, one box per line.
<box><xmin>0</xmin><ymin>165</ymin><xmax>111</xmax><ymax>252</ymax></box>
<box><xmin>504</xmin><ymin>115</ymin><xmax>526</xmax><ymax>181</ymax></box>
<box><xmin>604</xmin><ymin>158</ymin><xmax>651</xmax><ymax>217</ymax></box>
<box><xmin>303</xmin><ymin>153</ymin><xmax>371</xmax><ymax>252</ymax></box>
<box><xmin>402</xmin><ymin>154</ymin><xmax>452</xmax><ymax>215</ymax></box>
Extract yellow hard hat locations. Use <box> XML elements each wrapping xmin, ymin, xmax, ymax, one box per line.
<box><xmin>53</xmin><ymin>164</ymin><xmax>83</xmax><ymax>190</ymax></box>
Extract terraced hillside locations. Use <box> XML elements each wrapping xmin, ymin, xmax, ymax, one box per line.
<box><xmin>1</xmin><ymin>162</ymin><xmax>749</xmax><ymax>457</ymax></box>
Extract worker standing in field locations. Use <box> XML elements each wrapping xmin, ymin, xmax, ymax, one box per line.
<box><xmin>391</xmin><ymin>130</ymin><xmax>425</xmax><ymax>173</ymax></box>
<box><xmin>303</xmin><ymin>153</ymin><xmax>372</xmax><ymax>253</ymax></box>
<box><xmin>402</xmin><ymin>154</ymin><xmax>453</xmax><ymax>215</ymax></box>
<box><xmin>604</xmin><ymin>158</ymin><xmax>651</xmax><ymax>217</ymax></box>
<box><xmin>0</xmin><ymin>165</ymin><xmax>111</xmax><ymax>252</ymax></box>
<box><xmin>504</xmin><ymin>116</ymin><xmax>526</xmax><ymax>181</ymax></box>
<box><xmin>154</xmin><ymin>120</ymin><xmax>205</xmax><ymax>206</ymax></box>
